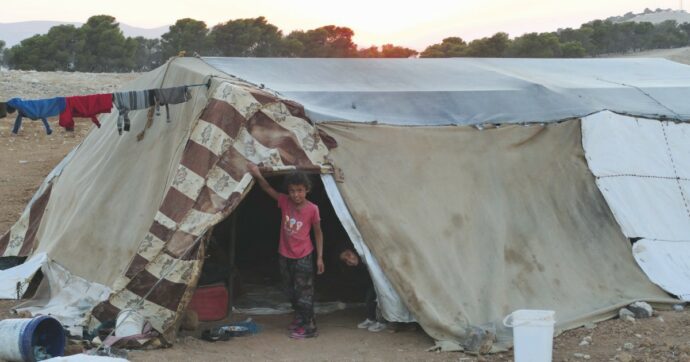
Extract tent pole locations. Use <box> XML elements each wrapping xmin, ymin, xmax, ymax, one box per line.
<box><xmin>227</xmin><ymin>211</ymin><xmax>237</xmax><ymax>318</ymax></box>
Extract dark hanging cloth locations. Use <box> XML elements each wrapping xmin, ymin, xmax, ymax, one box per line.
<box><xmin>153</xmin><ymin>86</ymin><xmax>191</xmax><ymax>122</ymax></box>
<box><xmin>59</xmin><ymin>94</ymin><xmax>114</xmax><ymax>130</ymax></box>
<box><xmin>113</xmin><ymin>90</ymin><xmax>154</xmax><ymax>135</ymax></box>
<box><xmin>7</xmin><ymin>97</ymin><xmax>66</xmax><ymax>135</ymax></box>
<box><xmin>0</xmin><ymin>102</ymin><xmax>7</xmax><ymax>119</ymax></box>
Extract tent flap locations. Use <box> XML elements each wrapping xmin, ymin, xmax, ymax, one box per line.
<box><xmin>321</xmin><ymin>119</ymin><xmax>675</xmax><ymax>348</ymax></box>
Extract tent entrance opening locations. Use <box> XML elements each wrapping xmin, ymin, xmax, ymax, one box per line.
<box><xmin>203</xmin><ymin>174</ymin><xmax>370</xmax><ymax>317</ymax></box>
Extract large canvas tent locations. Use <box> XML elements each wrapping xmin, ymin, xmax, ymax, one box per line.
<box><xmin>1</xmin><ymin>57</ymin><xmax>688</xmax><ymax>351</ymax></box>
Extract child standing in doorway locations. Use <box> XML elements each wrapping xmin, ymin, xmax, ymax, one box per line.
<box><xmin>247</xmin><ymin>163</ymin><xmax>324</xmax><ymax>339</ymax></box>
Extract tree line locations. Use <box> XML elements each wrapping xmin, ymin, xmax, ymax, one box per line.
<box><xmin>0</xmin><ymin>15</ymin><xmax>417</xmax><ymax>72</ymax></box>
<box><xmin>2</xmin><ymin>13</ymin><xmax>690</xmax><ymax>72</ymax></box>
<box><xmin>421</xmin><ymin>19</ymin><xmax>690</xmax><ymax>58</ymax></box>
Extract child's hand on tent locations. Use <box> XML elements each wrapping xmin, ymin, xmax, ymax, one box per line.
<box><xmin>247</xmin><ymin>163</ymin><xmax>260</xmax><ymax>177</ymax></box>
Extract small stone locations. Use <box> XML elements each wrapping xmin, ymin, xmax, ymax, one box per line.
<box><xmin>619</xmin><ymin>308</ymin><xmax>635</xmax><ymax>321</ymax></box>
<box><xmin>579</xmin><ymin>340</ymin><xmax>590</xmax><ymax>346</ymax></box>
<box><xmin>679</xmin><ymin>343</ymin><xmax>690</xmax><ymax>354</ymax></box>
<box><xmin>673</xmin><ymin>304</ymin><xmax>685</xmax><ymax>312</ymax></box>
<box><xmin>657</xmin><ymin>316</ymin><xmax>665</xmax><ymax>323</ymax></box>
<box><xmin>18</xmin><ymin>160</ymin><xmax>28</xmax><ymax>164</ymax></box>
<box><xmin>634</xmin><ymin>334</ymin><xmax>642</xmax><ymax>338</ymax></box>
<box><xmin>628</xmin><ymin>301</ymin><xmax>653</xmax><ymax>318</ymax></box>
<box><xmin>573</xmin><ymin>352</ymin><xmax>585</xmax><ymax>359</ymax></box>
<box><xmin>583</xmin><ymin>355</ymin><xmax>591</xmax><ymax>360</ymax></box>
<box><xmin>583</xmin><ymin>336</ymin><xmax>592</xmax><ymax>343</ymax></box>
<box><xmin>616</xmin><ymin>352</ymin><xmax>633</xmax><ymax>362</ymax></box>
<box><xmin>623</xmin><ymin>342</ymin><xmax>634</xmax><ymax>350</ymax></box>
<box><xmin>640</xmin><ymin>337</ymin><xmax>653</xmax><ymax>347</ymax></box>
<box><xmin>584</xmin><ymin>322</ymin><xmax>596</xmax><ymax>329</ymax></box>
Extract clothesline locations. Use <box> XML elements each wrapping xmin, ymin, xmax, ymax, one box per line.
<box><xmin>0</xmin><ymin>81</ymin><xmax>210</xmax><ymax>136</ymax></box>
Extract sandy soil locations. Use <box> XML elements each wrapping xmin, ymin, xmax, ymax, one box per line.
<box><xmin>609</xmin><ymin>46</ymin><xmax>690</xmax><ymax>66</ymax></box>
<box><xmin>2</xmin><ymin>70</ymin><xmax>690</xmax><ymax>362</ymax></box>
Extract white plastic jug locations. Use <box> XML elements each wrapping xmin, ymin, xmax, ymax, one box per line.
<box><xmin>503</xmin><ymin>309</ymin><xmax>555</xmax><ymax>362</ymax></box>
<box><xmin>115</xmin><ymin>309</ymin><xmax>145</xmax><ymax>337</ymax></box>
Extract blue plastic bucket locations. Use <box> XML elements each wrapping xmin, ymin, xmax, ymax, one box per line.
<box><xmin>0</xmin><ymin>316</ymin><xmax>65</xmax><ymax>361</ymax></box>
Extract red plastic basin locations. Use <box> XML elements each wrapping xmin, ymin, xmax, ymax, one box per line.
<box><xmin>187</xmin><ymin>283</ymin><xmax>228</xmax><ymax>321</ymax></box>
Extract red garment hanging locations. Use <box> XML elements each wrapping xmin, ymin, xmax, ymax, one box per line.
<box><xmin>59</xmin><ymin>94</ymin><xmax>114</xmax><ymax>129</ymax></box>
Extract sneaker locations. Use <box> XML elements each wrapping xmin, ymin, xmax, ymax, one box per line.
<box><xmin>367</xmin><ymin>321</ymin><xmax>387</xmax><ymax>332</ymax></box>
<box><xmin>287</xmin><ymin>318</ymin><xmax>303</xmax><ymax>331</ymax></box>
<box><xmin>289</xmin><ymin>326</ymin><xmax>318</xmax><ymax>339</ymax></box>
<box><xmin>357</xmin><ymin>319</ymin><xmax>375</xmax><ymax>329</ymax></box>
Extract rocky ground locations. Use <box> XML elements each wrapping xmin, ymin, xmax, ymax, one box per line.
<box><xmin>1</xmin><ymin>69</ymin><xmax>689</xmax><ymax>361</ymax></box>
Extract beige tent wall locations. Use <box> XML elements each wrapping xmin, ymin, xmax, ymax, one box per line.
<box><xmin>320</xmin><ymin>120</ymin><xmax>675</xmax><ymax>347</ymax></box>
<box><xmin>31</xmin><ymin>58</ymin><xmax>225</xmax><ymax>287</ymax></box>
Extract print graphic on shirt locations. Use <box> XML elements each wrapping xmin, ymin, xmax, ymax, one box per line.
<box><xmin>284</xmin><ymin>214</ymin><xmax>304</xmax><ymax>235</ymax></box>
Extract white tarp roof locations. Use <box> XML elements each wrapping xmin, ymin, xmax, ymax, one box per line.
<box><xmin>203</xmin><ymin>57</ymin><xmax>690</xmax><ymax>125</ymax></box>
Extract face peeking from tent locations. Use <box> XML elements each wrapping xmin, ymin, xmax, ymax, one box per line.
<box><xmin>339</xmin><ymin>249</ymin><xmax>360</xmax><ymax>267</ymax></box>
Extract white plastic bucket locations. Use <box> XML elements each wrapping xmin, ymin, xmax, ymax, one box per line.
<box><xmin>503</xmin><ymin>309</ymin><xmax>555</xmax><ymax>362</ymax></box>
<box><xmin>115</xmin><ymin>309</ymin><xmax>145</xmax><ymax>337</ymax></box>
<box><xmin>0</xmin><ymin>316</ymin><xmax>65</xmax><ymax>361</ymax></box>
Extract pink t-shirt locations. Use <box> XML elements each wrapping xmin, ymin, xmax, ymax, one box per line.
<box><xmin>277</xmin><ymin>194</ymin><xmax>320</xmax><ymax>259</ymax></box>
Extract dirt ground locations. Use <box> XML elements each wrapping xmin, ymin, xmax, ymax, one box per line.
<box><xmin>1</xmin><ymin>71</ymin><xmax>690</xmax><ymax>362</ymax></box>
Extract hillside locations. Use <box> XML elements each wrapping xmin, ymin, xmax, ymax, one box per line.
<box><xmin>625</xmin><ymin>9</ymin><xmax>690</xmax><ymax>24</ymax></box>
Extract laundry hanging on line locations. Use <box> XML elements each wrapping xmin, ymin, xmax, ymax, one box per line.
<box><xmin>7</xmin><ymin>97</ymin><xmax>66</xmax><ymax>135</ymax></box>
<box><xmin>2</xmin><ymin>80</ymin><xmax>210</xmax><ymax>135</ymax></box>
<box><xmin>113</xmin><ymin>90</ymin><xmax>155</xmax><ymax>135</ymax></box>
<box><xmin>59</xmin><ymin>94</ymin><xmax>114</xmax><ymax>130</ymax></box>
<box><xmin>154</xmin><ymin>86</ymin><xmax>192</xmax><ymax>123</ymax></box>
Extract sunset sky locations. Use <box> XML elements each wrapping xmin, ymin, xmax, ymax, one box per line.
<box><xmin>0</xmin><ymin>0</ymin><xmax>685</xmax><ymax>49</ymax></box>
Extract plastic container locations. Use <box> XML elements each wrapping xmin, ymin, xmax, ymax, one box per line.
<box><xmin>115</xmin><ymin>309</ymin><xmax>146</xmax><ymax>337</ymax></box>
<box><xmin>503</xmin><ymin>309</ymin><xmax>555</xmax><ymax>362</ymax></box>
<box><xmin>0</xmin><ymin>315</ymin><xmax>65</xmax><ymax>361</ymax></box>
<box><xmin>188</xmin><ymin>283</ymin><xmax>228</xmax><ymax>321</ymax></box>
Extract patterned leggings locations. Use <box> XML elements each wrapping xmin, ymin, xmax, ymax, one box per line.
<box><xmin>279</xmin><ymin>253</ymin><xmax>315</xmax><ymax>327</ymax></box>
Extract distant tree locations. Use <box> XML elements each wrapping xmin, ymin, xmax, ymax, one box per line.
<box><xmin>379</xmin><ymin>44</ymin><xmax>418</xmax><ymax>58</ymax></box>
<box><xmin>209</xmin><ymin>17</ymin><xmax>284</xmax><ymax>56</ymax></box>
<box><xmin>5</xmin><ymin>25</ymin><xmax>82</xmax><ymax>70</ymax></box>
<box><xmin>161</xmin><ymin>18</ymin><xmax>209</xmax><ymax>59</ymax></box>
<box><xmin>356</xmin><ymin>45</ymin><xmax>380</xmax><ymax>57</ymax></box>
<box><xmin>651</xmin><ymin>20</ymin><xmax>688</xmax><ymax>48</ymax></box>
<box><xmin>506</xmin><ymin>32</ymin><xmax>562</xmax><ymax>57</ymax></box>
<box><xmin>131</xmin><ymin>37</ymin><xmax>162</xmax><ymax>71</ymax></box>
<box><xmin>465</xmin><ymin>32</ymin><xmax>510</xmax><ymax>57</ymax></box>
<box><xmin>280</xmin><ymin>37</ymin><xmax>304</xmax><ymax>57</ymax></box>
<box><xmin>679</xmin><ymin>22</ymin><xmax>690</xmax><ymax>40</ymax></box>
<box><xmin>559</xmin><ymin>41</ymin><xmax>586</xmax><ymax>57</ymax></box>
<box><xmin>557</xmin><ymin>27</ymin><xmax>595</xmax><ymax>55</ymax></box>
<box><xmin>76</xmin><ymin>15</ymin><xmax>135</xmax><ymax>72</ymax></box>
<box><xmin>286</xmin><ymin>25</ymin><xmax>358</xmax><ymax>57</ymax></box>
<box><xmin>0</xmin><ymin>40</ymin><xmax>5</xmax><ymax>64</ymax></box>
<box><xmin>420</xmin><ymin>37</ymin><xmax>468</xmax><ymax>57</ymax></box>
<box><xmin>356</xmin><ymin>44</ymin><xmax>417</xmax><ymax>58</ymax></box>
